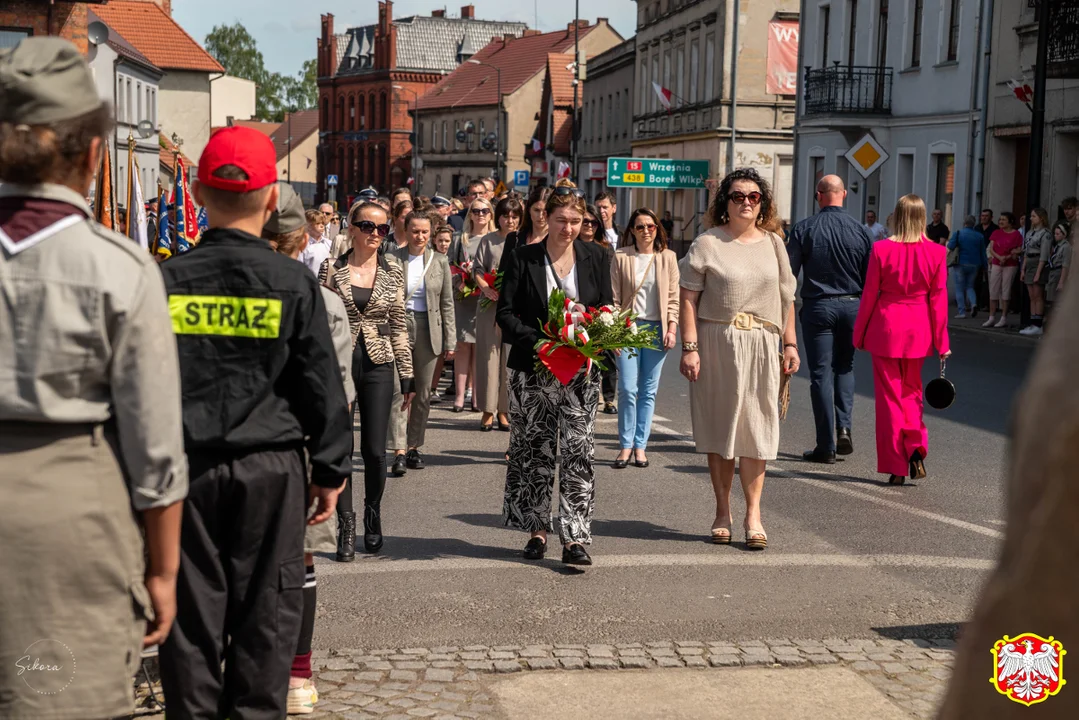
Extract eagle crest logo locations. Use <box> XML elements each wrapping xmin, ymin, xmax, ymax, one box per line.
<box><xmin>990</xmin><ymin>633</ymin><xmax>1066</xmax><ymax>706</ymax></box>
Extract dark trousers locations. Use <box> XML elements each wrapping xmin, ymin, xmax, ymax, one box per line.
<box><xmin>159</xmin><ymin>447</ymin><xmax>307</xmax><ymax>720</ymax></box>
<box><xmin>338</xmin><ymin>339</ymin><xmax>394</xmax><ymax>515</ymax></box>
<box><xmin>600</xmin><ymin>351</ymin><xmax>618</xmax><ymax>405</ymax></box>
<box><xmin>801</xmin><ymin>297</ymin><xmax>859</xmax><ymax>453</ymax></box>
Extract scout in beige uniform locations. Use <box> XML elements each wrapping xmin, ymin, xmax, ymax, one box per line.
<box><xmin>0</xmin><ymin>38</ymin><xmax>187</xmax><ymax>720</ymax></box>
<box><xmin>262</xmin><ymin>181</ymin><xmax>354</xmax><ymax>714</ymax></box>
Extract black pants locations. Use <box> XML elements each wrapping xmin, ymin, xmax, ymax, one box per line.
<box><xmin>338</xmin><ymin>339</ymin><xmax>394</xmax><ymax>515</ymax></box>
<box><xmin>801</xmin><ymin>297</ymin><xmax>859</xmax><ymax>453</ymax></box>
<box><xmin>600</xmin><ymin>351</ymin><xmax>618</xmax><ymax>405</ymax></box>
<box><xmin>159</xmin><ymin>447</ymin><xmax>306</xmax><ymax>720</ymax></box>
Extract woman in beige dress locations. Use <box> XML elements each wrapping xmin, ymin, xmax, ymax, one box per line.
<box><xmin>470</xmin><ymin>198</ymin><xmax>509</xmax><ymax>430</ymax></box>
<box><xmin>679</xmin><ymin>168</ymin><xmax>799</xmax><ymax>549</ymax></box>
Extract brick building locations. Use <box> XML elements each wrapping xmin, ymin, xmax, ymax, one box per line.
<box><xmin>0</xmin><ymin>0</ymin><xmax>172</xmax><ymax>55</ymax></box>
<box><xmin>316</xmin><ymin>1</ymin><xmax>526</xmax><ymax>205</ymax></box>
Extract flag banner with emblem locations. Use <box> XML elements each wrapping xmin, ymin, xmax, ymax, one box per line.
<box><xmin>196</xmin><ymin>206</ymin><xmax>209</xmax><ymax>240</ymax></box>
<box><xmin>125</xmin><ymin>152</ymin><xmax>149</xmax><ymax>250</ymax></box>
<box><xmin>155</xmin><ymin>189</ymin><xmax>172</xmax><ymax>258</ymax></box>
<box><xmin>94</xmin><ymin>140</ymin><xmax>116</xmax><ymax>230</ymax></box>
<box><xmin>174</xmin><ymin>158</ymin><xmax>198</xmax><ymax>253</ymax></box>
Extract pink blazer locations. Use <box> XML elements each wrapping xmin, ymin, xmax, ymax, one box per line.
<box><xmin>854</xmin><ymin>238</ymin><xmax>950</xmax><ymax>358</ymax></box>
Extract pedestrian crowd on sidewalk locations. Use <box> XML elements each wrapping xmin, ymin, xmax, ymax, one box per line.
<box><xmin>2</xmin><ymin>36</ymin><xmax>1042</xmax><ymax>720</ymax></box>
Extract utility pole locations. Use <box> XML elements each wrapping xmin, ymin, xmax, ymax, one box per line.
<box><xmin>1026</xmin><ymin>0</ymin><xmax>1050</xmax><ymax>229</ymax></box>
<box><xmin>571</xmin><ymin>0</ymin><xmax>579</xmax><ymax>182</ymax></box>
<box><xmin>287</xmin><ymin>109</ymin><xmax>292</xmax><ymax>185</ymax></box>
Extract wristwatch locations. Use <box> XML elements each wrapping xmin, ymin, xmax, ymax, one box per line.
<box><xmin>682</xmin><ymin>342</ymin><xmax>699</xmax><ymax>353</ymax></box>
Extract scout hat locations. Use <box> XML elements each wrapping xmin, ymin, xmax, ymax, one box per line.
<box><xmin>264</xmin><ymin>181</ymin><xmax>305</xmax><ymax>235</ymax></box>
<box><xmin>0</xmin><ymin>37</ymin><xmax>103</xmax><ymax>124</ymax></box>
<box><xmin>197</xmin><ymin>126</ymin><xmax>277</xmax><ymax>193</ymax></box>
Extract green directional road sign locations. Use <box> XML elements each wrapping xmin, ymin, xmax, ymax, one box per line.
<box><xmin>606</xmin><ymin>157</ymin><xmax>710</xmax><ymax>189</ymax></box>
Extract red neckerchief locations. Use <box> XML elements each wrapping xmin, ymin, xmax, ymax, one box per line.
<box><xmin>0</xmin><ymin>196</ymin><xmax>88</xmax><ymax>243</ymax></box>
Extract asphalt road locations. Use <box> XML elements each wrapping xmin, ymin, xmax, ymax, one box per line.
<box><xmin>312</xmin><ymin>326</ymin><xmax>1034</xmax><ymax>652</ymax></box>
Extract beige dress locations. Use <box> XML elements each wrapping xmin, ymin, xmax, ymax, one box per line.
<box><xmin>473</xmin><ymin>230</ymin><xmax>510</xmax><ymax>415</ymax></box>
<box><xmin>679</xmin><ymin>228</ymin><xmax>796</xmax><ymax>459</ymax></box>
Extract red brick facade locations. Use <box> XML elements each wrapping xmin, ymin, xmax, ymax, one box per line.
<box><xmin>316</xmin><ymin>3</ymin><xmax>443</xmax><ymax>204</ymax></box>
<box><xmin>0</xmin><ymin>2</ymin><xmax>94</xmax><ymax>54</ymax></box>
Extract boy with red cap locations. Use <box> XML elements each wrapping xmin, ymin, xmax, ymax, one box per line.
<box><xmin>157</xmin><ymin>126</ymin><xmax>352</xmax><ymax>720</ymax></box>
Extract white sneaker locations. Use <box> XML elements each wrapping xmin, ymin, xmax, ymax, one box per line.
<box><xmin>287</xmin><ymin>679</ymin><xmax>317</xmax><ymax>715</ymax></box>
<box><xmin>994</xmin><ymin>316</ymin><xmax>1007</xmax><ymax>328</ymax></box>
<box><xmin>1021</xmin><ymin>325</ymin><xmax>1043</xmax><ymax>336</ymax></box>
<box><xmin>982</xmin><ymin>315</ymin><xmax>998</xmax><ymax>328</ymax></box>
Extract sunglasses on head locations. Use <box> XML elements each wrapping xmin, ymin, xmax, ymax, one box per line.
<box><xmin>551</xmin><ymin>187</ymin><xmax>586</xmax><ymax>198</ymax></box>
<box><xmin>470</xmin><ymin>207</ymin><xmax>491</xmax><ymax>215</ymax></box>
<box><xmin>351</xmin><ymin>219</ymin><xmax>392</xmax><ymax>237</ymax></box>
<box><xmin>728</xmin><ymin>191</ymin><xmax>763</xmax><ymax>206</ymax></box>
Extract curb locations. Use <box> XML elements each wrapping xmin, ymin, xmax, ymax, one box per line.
<box><xmin>947</xmin><ymin>321</ymin><xmax>1040</xmax><ymax>349</ymax></box>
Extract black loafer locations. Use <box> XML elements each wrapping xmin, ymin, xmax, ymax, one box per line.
<box><xmin>612</xmin><ymin>458</ymin><xmax>629</xmax><ymax>469</ymax></box>
<box><xmin>602</xmin><ymin>402</ymin><xmax>617</xmax><ymax>415</ymax></box>
<box><xmin>523</xmin><ymin>537</ymin><xmax>546</xmax><ymax>560</ymax></box>
<box><xmin>391</xmin><ymin>454</ymin><xmax>407</xmax><ymax>476</ymax></box>
<box><xmin>480</xmin><ymin>422</ymin><xmax>494</xmax><ymax>432</ymax></box>
<box><xmin>405</xmin><ymin>448</ymin><xmax>425</xmax><ymax>470</ymax></box>
<box><xmin>836</xmin><ymin>428</ymin><xmax>854</xmax><ymax>456</ymax></box>
<box><xmin>451</xmin><ymin>405</ymin><xmax>464</xmax><ymax>413</ymax></box>
<box><xmin>562</xmin><ymin>544</ymin><xmax>592</xmax><ymax>566</ymax></box>
<box><xmin>634</xmin><ymin>458</ymin><xmax>649</xmax><ymax>468</ymax></box>
<box><xmin>802</xmin><ymin>449</ymin><xmax>837</xmax><ymax>464</ymax></box>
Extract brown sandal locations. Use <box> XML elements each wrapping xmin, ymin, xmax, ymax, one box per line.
<box><xmin>744</xmin><ymin>523</ymin><xmax>768</xmax><ymax>550</ymax></box>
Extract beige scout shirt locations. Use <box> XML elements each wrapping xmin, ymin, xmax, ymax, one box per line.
<box><xmin>320</xmin><ymin>286</ymin><xmax>356</xmax><ymax>405</ymax></box>
<box><xmin>0</xmin><ymin>183</ymin><xmax>187</xmax><ymax>511</ymax></box>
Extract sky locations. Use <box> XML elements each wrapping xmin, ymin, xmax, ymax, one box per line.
<box><xmin>174</xmin><ymin>0</ymin><xmax>638</xmax><ymax>78</ymax></box>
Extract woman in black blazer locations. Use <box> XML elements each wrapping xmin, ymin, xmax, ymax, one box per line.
<box><xmin>496</xmin><ymin>181</ymin><xmax>614</xmax><ymax>566</ymax></box>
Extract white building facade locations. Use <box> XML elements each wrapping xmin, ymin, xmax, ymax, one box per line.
<box><xmin>794</xmin><ymin>0</ymin><xmax>982</xmax><ymax>228</ymax></box>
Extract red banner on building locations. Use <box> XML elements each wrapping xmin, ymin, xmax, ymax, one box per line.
<box><xmin>767</xmin><ymin>20</ymin><xmax>799</xmax><ymax>96</ymax></box>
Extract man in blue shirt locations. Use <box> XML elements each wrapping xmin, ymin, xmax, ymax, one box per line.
<box><xmin>787</xmin><ymin>175</ymin><xmax>873</xmax><ymax>463</ymax></box>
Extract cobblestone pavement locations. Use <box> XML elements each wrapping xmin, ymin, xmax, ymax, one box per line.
<box><xmin>135</xmin><ymin>637</ymin><xmax>956</xmax><ymax>719</ymax></box>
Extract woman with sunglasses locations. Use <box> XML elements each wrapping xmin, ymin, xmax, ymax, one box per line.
<box><xmin>472</xmin><ymin>197</ymin><xmax>511</xmax><ymax>431</ymax></box>
<box><xmin>611</xmin><ymin>208</ymin><xmax>680</xmax><ymax>469</ymax></box>
<box><xmin>679</xmin><ymin>168</ymin><xmax>798</xmax><ymax>549</ymax></box>
<box><xmin>319</xmin><ymin>201</ymin><xmax>415</xmax><ymax>557</ymax></box>
<box><xmin>497</xmin><ymin>180</ymin><xmax>614</xmax><ymax>566</ymax></box>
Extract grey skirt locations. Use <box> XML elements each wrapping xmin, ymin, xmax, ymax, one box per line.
<box><xmin>1023</xmin><ymin>257</ymin><xmax>1046</xmax><ymax>285</ymax></box>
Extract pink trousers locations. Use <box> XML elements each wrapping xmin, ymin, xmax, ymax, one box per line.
<box><xmin>871</xmin><ymin>355</ymin><xmax>928</xmax><ymax>476</ymax></box>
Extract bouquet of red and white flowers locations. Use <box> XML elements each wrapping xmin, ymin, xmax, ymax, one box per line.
<box><xmin>477</xmin><ymin>270</ymin><xmax>503</xmax><ymax>310</ymax></box>
<box><xmin>534</xmin><ymin>289</ymin><xmax>659</xmax><ymax>385</ymax></box>
<box><xmin>451</xmin><ymin>260</ymin><xmax>480</xmax><ymax>301</ymax></box>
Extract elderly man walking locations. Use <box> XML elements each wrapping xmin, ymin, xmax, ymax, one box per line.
<box><xmin>787</xmin><ymin>176</ymin><xmax>873</xmax><ymax>463</ymax></box>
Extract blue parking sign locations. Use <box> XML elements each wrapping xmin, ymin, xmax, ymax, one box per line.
<box><xmin>513</xmin><ymin>170</ymin><xmax>530</xmax><ymax>187</ymax></box>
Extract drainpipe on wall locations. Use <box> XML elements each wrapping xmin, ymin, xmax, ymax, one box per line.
<box><xmin>728</xmin><ymin>0</ymin><xmax>741</xmax><ymax>175</ymax></box>
<box><xmin>967</xmin><ymin>0</ymin><xmax>994</xmax><ymax>216</ymax></box>
<box><xmin>791</xmin><ymin>0</ymin><xmax>808</xmax><ymax>222</ymax></box>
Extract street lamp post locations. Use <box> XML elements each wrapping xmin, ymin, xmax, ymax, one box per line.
<box><xmin>393</xmin><ymin>85</ymin><xmax>420</xmax><ymax>191</ymax></box>
<box><xmin>466</xmin><ymin>59</ymin><xmax>502</xmax><ymax>184</ymax></box>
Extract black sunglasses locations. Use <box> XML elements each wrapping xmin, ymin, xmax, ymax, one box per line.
<box><xmin>728</xmin><ymin>191</ymin><xmax>763</xmax><ymax>206</ymax></box>
<box><xmin>551</xmin><ymin>187</ymin><xmax>586</xmax><ymax>198</ymax></box>
<box><xmin>351</xmin><ymin>219</ymin><xmax>391</xmax><ymax>237</ymax></box>
<box><xmin>470</xmin><ymin>207</ymin><xmax>491</xmax><ymax>215</ymax></box>
<box><xmin>582</xmin><ymin>219</ymin><xmax>601</xmax><ymax>228</ymax></box>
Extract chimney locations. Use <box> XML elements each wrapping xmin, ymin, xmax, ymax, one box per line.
<box><xmin>461</xmin><ymin>5</ymin><xmax>475</xmax><ymax>19</ymax></box>
<box><xmin>226</xmin><ymin>116</ymin><xmax>235</xmax><ymax>127</ymax></box>
<box><xmin>503</xmin><ymin>33</ymin><xmax>515</xmax><ymax>41</ymax></box>
<box><xmin>522</xmin><ymin>29</ymin><xmax>542</xmax><ymax>37</ymax></box>
<box><xmin>432</xmin><ymin>9</ymin><xmax>445</xmax><ymax>17</ymax></box>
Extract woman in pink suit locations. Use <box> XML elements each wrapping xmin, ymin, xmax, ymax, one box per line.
<box><xmin>853</xmin><ymin>195</ymin><xmax>952</xmax><ymax>485</ymax></box>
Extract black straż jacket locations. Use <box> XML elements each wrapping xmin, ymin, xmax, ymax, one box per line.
<box><xmin>161</xmin><ymin>228</ymin><xmax>351</xmax><ymax>487</ymax></box>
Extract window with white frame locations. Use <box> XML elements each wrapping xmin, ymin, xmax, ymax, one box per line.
<box><xmin>909</xmin><ymin>0</ymin><xmax>924</xmax><ymax>68</ymax></box>
<box><xmin>946</xmin><ymin>0</ymin><xmax>960</xmax><ymax>62</ymax></box>
<box><xmin>117</xmin><ymin>76</ymin><xmax>126</xmax><ymax>122</ymax></box>
<box><xmin>0</xmin><ymin>28</ymin><xmax>31</xmax><ymax>50</ymax></box>
<box><xmin>704</xmin><ymin>34</ymin><xmax>715</xmax><ymax>101</ymax></box>
<box><xmin>820</xmin><ymin>5</ymin><xmax>831</xmax><ymax>67</ymax></box>
<box><xmin>689</xmin><ymin>39</ymin><xmax>699</xmax><ymax>103</ymax></box>
<box><xmin>675</xmin><ymin>45</ymin><xmax>685</xmax><ymax>106</ymax></box>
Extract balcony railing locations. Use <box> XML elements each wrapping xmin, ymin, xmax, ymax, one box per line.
<box><xmin>803</xmin><ymin>64</ymin><xmax>893</xmax><ymax>117</ymax></box>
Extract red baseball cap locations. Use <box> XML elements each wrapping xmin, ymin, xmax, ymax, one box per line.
<box><xmin>197</xmin><ymin>126</ymin><xmax>277</xmax><ymax>192</ymax></box>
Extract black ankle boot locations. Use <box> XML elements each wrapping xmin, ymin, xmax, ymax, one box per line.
<box><xmin>364</xmin><ymin>502</ymin><xmax>383</xmax><ymax>553</ymax></box>
<box><xmin>336</xmin><ymin>511</ymin><xmax>356</xmax><ymax>562</ymax></box>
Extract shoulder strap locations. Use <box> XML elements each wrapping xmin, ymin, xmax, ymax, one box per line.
<box><xmin>542</xmin><ymin>244</ymin><xmax>564</xmax><ymax>292</ymax></box>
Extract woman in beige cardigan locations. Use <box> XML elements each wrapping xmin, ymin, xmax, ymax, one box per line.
<box><xmin>611</xmin><ymin>208</ymin><xmax>680</xmax><ymax>468</ymax></box>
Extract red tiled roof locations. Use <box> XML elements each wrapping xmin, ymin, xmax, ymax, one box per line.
<box><xmin>211</xmin><ymin>120</ymin><xmax>282</xmax><ymax>137</ymax></box>
<box><xmin>93</xmin><ymin>1</ymin><xmax>224</xmax><ymax>73</ymax></box>
<box><xmin>268</xmin><ymin>110</ymin><xmax>320</xmax><ymax>162</ymax></box>
<box><xmin>546</xmin><ymin>53</ymin><xmax>576</xmax><ymax>105</ymax></box>
<box><xmin>415</xmin><ymin>24</ymin><xmax>598</xmax><ymax>111</ymax></box>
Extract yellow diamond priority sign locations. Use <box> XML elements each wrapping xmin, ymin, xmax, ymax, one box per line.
<box><xmin>845</xmin><ymin>134</ymin><xmax>889</xmax><ymax>179</ymax></box>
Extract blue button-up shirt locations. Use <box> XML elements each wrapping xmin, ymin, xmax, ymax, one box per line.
<box><xmin>786</xmin><ymin>206</ymin><xmax>873</xmax><ymax>300</ymax></box>
<box><xmin>947</xmin><ymin>227</ymin><xmax>989</xmax><ymax>267</ymax></box>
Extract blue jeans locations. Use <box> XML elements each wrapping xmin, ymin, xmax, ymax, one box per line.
<box><xmin>800</xmin><ymin>297</ymin><xmax>859</xmax><ymax>453</ymax></box>
<box><xmin>615</xmin><ymin>320</ymin><xmax>667</xmax><ymax>450</ymax></box>
<box><xmin>953</xmin><ymin>264</ymin><xmax>979</xmax><ymax>312</ymax></box>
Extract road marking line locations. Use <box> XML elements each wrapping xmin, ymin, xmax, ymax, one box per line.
<box><xmin>787</xmin><ymin>476</ymin><xmax>1003</xmax><ymax>539</ymax></box>
<box><xmin>314</xmin><ymin>553</ymin><xmax>993</xmax><ymax>575</ymax></box>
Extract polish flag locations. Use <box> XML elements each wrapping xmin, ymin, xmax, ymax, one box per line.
<box><xmin>652</xmin><ymin>82</ymin><xmax>673</xmax><ymax>111</ymax></box>
<box><xmin>556</xmin><ymin>161</ymin><xmax>571</xmax><ymax>180</ymax></box>
<box><xmin>531</xmin><ymin>137</ymin><xmax>543</xmax><ymax>153</ymax></box>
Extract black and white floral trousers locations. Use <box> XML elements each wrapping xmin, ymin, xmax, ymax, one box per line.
<box><xmin>502</xmin><ymin>366</ymin><xmax>600</xmax><ymax>545</ymax></box>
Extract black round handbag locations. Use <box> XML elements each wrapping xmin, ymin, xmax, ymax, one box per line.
<box><xmin>925</xmin><ymin>358</ymin><xmax>955</xmax><ymax>410</ymax></box>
